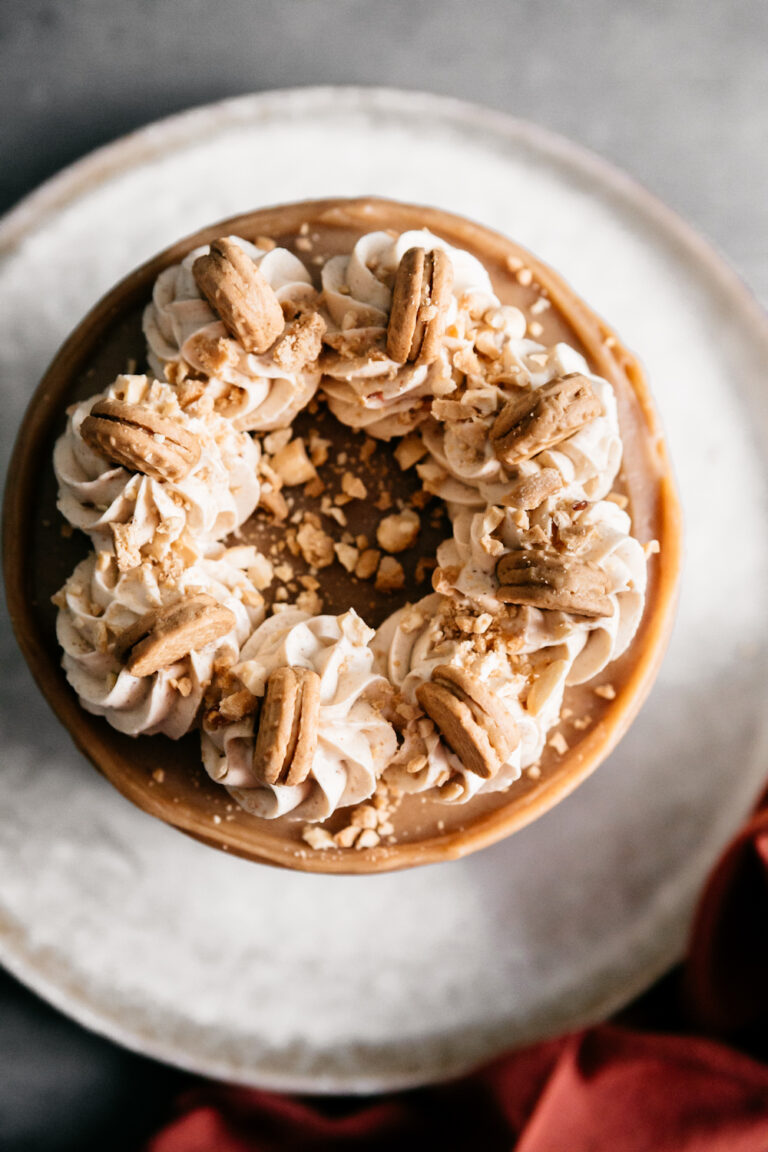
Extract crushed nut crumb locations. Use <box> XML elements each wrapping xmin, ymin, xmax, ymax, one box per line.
<box><xmin>271</xmin><ymin>438</ymin><xmax>317</xmax><ymax>487</ymax></box>
<box><xmin>334</xmin><ymin>542</ymin><xmax>359</xmax><ymax>572</ymax></box>
<box><xmin>376</xmin><ymin>509</ymin><xmax>420</xmax><ymax>554</ymax></box>
<box><xmin>341</xmin><ymin>472</ymin><xmax>367</xmax><ymax>500</ymax></box>
<box><xmin>375</xmin><ymin>556</ymin><xmax>405</xmax><ymax>592</ymax></box>
<box><xmin>296</xmin><ymin>521</ymin><xmax>334</xmax><ymax>568</ymax></box>
<box><xmin>548</xmin><ymin>731</ymin><xmax>569</xmax><ymax>755</ymax></box>
<box><xmin>302</xmin><ymin>825</ymin><xmax>335</xmax><ymax>850</ymax></box>
<box><xmin>355</xmin><ymin>548</ymin><xmax>381</xmax><ymax>580</ymax></box>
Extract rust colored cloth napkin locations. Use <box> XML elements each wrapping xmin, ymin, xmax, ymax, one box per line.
<box><xmin>685</xmin><ymin>784</ymin><xmax>768</xmax><ymax>1036</ymax></box>
<box><xmin>144</xmin><ymin>788</ymin><xmax>768</xmax><ymax>1152</ymax></box>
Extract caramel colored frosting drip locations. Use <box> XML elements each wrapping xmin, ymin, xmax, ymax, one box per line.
<box><xmin>143</xmin><ymin>237</ymin><xmax>321</xmax><ymax>431</ymax></box>
<box><xmin>201</xmin><ymin>609</ymin><xmax>397</xmax><ymax>820</ymax></box>
<box><xmin>54</xmin><ymin>374</ymin><xmax>261</xmax><ymax>561</ymax></box>
<box><xmin>51</xmin><ymin>212</ymin><xmax>655</xmax><ymax>830</ymax></box>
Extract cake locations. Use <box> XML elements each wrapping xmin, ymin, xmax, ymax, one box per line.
<box><xmin>4</xmin><ymin>198</ymin><xmax>681</xmax><ymax>873</ymax></box>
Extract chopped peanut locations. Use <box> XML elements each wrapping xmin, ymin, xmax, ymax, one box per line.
<box><xmin>375</xmin><ymin>556</ymin><xmax>406</xmax><ymax>592</ymax></box>
<box><xmin>355</xmin><ymin>549</ymin><xmax>381</xmax><ymax>580</ymax></box>
<box><xmin>334</xmin><ymin>542</ymin><xmax>359</xmax><ymax>572</ymax></box>
<box><xmin>376</xmin><ymin>509</ymin><xmax>420</xmax><ymax>554</ymax></box>
<box><xmin>341</xmin><ymin>472</ymin><xmax>367</xmax><ymax>500</ymax></box>
<box><xmin>271</xmin><ymin>438</ymin><xmax>317</xmax><ymax>487</ymax></box>
<box><xmin>296</xmin><ymin>521</ymin><xmax>334</xmax><ymax>568</ymax></box>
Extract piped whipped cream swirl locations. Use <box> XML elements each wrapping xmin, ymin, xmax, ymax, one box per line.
<box><xmin>143</xmin><ymin>237</ymin><xmax>320</xmax><ymax>430</ymax></box>
<box><xmin>54</xmin><ymin>545</ymin><xmax>265</xmax><ymax>739</ymax></box>
<box><xmin>54</xmin><ymin>374</ymin><xmax>261</xmax><ymax>561</ymax></box>
<box><xmin>320</xmin><ymin>229</ymin><xmax>499</xmax><ymax>439</ymax></box>
<box><xmin>201</xmin><ymin>609</ymin><xmax>398</xmax><ymax>821</ymax></box>
<box><xmin>374</xmin><ymin>594</ymin><xmax>584</xmax><ymax>802</ymax></box>
<box><xmin>418</xmin><ymin>342</ymin><xmax>622</xmax><ymax>509</ymax></box>
<box><xmin>435</xmin><ymin>499</ymin><xmax>647</xmax><ymax>684</ymax></box>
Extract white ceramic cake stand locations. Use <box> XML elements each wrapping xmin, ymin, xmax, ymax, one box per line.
<box><xmin>1</xmin><ymin>88</ymin><xmax>767</xmax><ymax>1094</ymax></box>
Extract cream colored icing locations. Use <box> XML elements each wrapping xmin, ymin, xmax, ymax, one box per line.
<box><xmin>320</xmin><ymin>229</ymin><xmax>504</xmax><ymax>440</ymax></box>
<box><xmin>435</xmin><ymin>498</ymin><xmax>646</xmax><ymax>684</ymax></box>
<box><xmin>373</xmin><ymin>594</ymin><xmax>585</xmax><ymax>802</ymax></box>
<box><xmin>54</xmin><ymin>544</ymin><xmax>266</xmax><ymax>739</ymax></box>
<box><xmin>371</xmin><ymin>483</ymin><xmax>647</xmax><ymax>804</ymax></box>
<box><xmin>54</xmin><ymin>374</ymin><xmax>261</xmax><ymax>559</ymax></box>
<box><xmin>201</xmin><ymin>609</ymin><xmax>398</xmax><ymax>821</ymax></box>
<box><xmin>417</xmin><ymin>342</ymin><xmax>622</xmax><ymax>509</ymax></box>
<box><xmin>143</xmin><ymin>237</ymin><xmax>321</xmax><ymax>431</ymax></box>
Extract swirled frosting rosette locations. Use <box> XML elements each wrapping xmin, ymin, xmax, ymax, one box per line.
<box><xmin>143</xmin><ymin>237</ymin><xmax>322</xmax><ymax>431</ymax></box>
<box><xmin>54</xmin><ymin>545</ymin><xmax>266</xmax><ymax>739</ymax></box>
<box><xmin>416</xmin><ymin>341</ymin><xmax>622</xmax><ymax>510</ymax></box>
<box><xmin>373</xmin><ymin>594</ymin><xmax>585</xmax><ymax>803</ymax></box>
<box><xmin>201</xmin><ymin>609</ymin><xmax>398</xmax><ymax>821</ymax></box>
<box><xmin>435</xmin><ymin>498</ymin><xmax>647</xmax><ymax>683</ymax></box>
<box><xmin>320</xmin><ymin>229</ymin><xmax>500</xmax><ymax>439</ymax></box>
<box><xmin>54</xmin><ymin>374</ymin><xmax>261</xmax><ymax>562</ymax></box>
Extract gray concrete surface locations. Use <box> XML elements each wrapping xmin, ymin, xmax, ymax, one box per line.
<box><xmin>1</xmin><ymin>1</ymin><xmax>766</xmax><ymax>1148</ymax></box>
<box><xmin>3</xmin><ymin>0</ymin><xmax>767</xmax><ymax>301</ymax></box>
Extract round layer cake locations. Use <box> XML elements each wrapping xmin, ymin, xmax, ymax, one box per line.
<box><xmin>4</xmin><ymin>197</ymin><xmax>682</xmax><ymax>873</ymax></box>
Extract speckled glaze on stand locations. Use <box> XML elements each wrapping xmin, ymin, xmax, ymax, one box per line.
<box><xmin>4</xmin><ymin>196</ymin><xmax>681</xmax><ymax>874</ymax></box>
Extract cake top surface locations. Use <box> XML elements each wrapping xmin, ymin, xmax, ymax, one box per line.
<box><xmin>45</xmin><ymin>202</ymin><xmax>666</xmax><ymax>868</ymax></box>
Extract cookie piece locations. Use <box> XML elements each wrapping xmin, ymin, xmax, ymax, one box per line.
<box><xmin>80</xmin><ymin>399</ymin><xmax>201</xmax><ymax>483</ymax></box>
<box><xmin>416</xmin><ymin>664</ymin><xmax>518</xmax><ymax>779</ymax></box>
<box><xmin>490</xmin><ymin>374</ymin><xmax>602</xmax><ymax>467</ymax></box>
<box><xmin>272</xmin><ymin>311</ymin><xmax>327</xmax><ymax>372</ymax></box>
<box><xmin>503</xmin><ymin>467</ymin><xmax>564</xmax><ymax>510</ymax></box>
<box><xmin>386</xmin><ymin>247</ymin><xmax>453</xmax><ymax>365</ymax></box>
<box><xmin>120</xmin><ymin>593</ymin><xmax>237</xmax><ymax>678</ymax></box>
<box><xmin>496</xmin><ymin>550</ymin><xmax>613</xmax><ymax>617</ymax></box>
<box><xmin>252</xmin><ymin>666</ymin><xmax>321</xmax><ymax>787</ymax></box>
<box><xmin>193</xmin><ymin>238</ymin><xmax>285</xmax><ymax>354</ymax></box>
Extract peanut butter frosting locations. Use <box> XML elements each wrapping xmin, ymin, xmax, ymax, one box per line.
<box><xmin>54</xmin><ymin>374</ymin><xmax>261</xmax><ymax>563</ymax></box>
<box><xmin>54</xmin><ymin>545</ymin><xmax>265</xmax><ymax>739</ymax></box>
<box><xmin>50</xmin><ymin>213</ymin><xmax>656</xmax><ymax>839</ymax></box>
<box><xmin>373</xmin><ymin>593</ymin><xmax>585</xmax><ymax>802</ymax></box>
<box><xmin>434</xmin><ymin>498</ymin><xmax>646</xmax><ymax>680</ymax></box>
<box><xmin>201</xmin><ymin>609</ymin><xmax>397</xmax><ymax>820</ymax></box>
<box><xmin>143</xmin><ymin>237</ymin><xmax>322</xmax><ymax>431</ymax></box>
<box><xmin>417</xmin><ymin>342</ymin><xmax>621</xmax><ymax>509</ymax></box>
<box><xmin>319</xmin><ymin>229</ymin><xmax>499</xmax><ymax>440</ymax></box>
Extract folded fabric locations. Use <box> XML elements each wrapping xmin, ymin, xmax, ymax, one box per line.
<box><xmin>686</xmin><ymin>784</ymin><xmax>768</xmax><ymax>1036</ymax></box>
<box><xmin>144</xmin><ymin>1026</ymin><xmax>768</xmax><ymax>1152</ymax></box>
